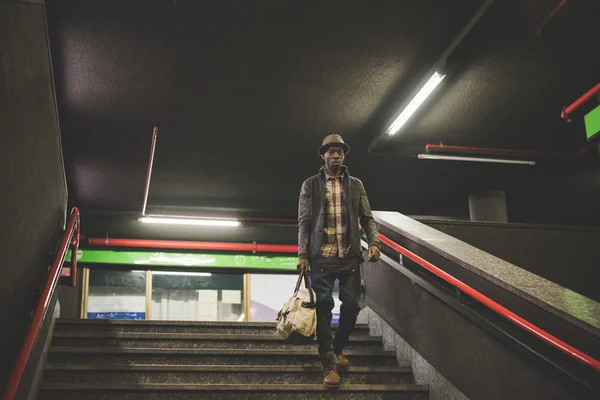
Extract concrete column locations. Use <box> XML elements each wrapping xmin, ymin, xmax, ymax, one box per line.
<box><xmin>469</xmin><ymin>190</ymin><xmax>508</xmax><ymax>222</ymax></box>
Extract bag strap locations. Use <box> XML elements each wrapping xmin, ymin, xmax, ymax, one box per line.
<box><xmin>293</xmin><ymin>268</ymin><xmax>315</xmax><ymax>304</ymax></box>
<box><xmin>293</xmin><ymin>268</ymin><xmax>310</xmax><ymax>292</ymax></box>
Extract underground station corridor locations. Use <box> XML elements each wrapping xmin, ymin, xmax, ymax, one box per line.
<box><xmin>2</xmin><ymin>0</ymin><xmax>599</xmax><ymax>399</ymax></box>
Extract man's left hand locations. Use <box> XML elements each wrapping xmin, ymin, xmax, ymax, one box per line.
<box><xmin>367</xmin><ymin>245</ymin><xmax>380</xmax><ymax>262</ymax></box>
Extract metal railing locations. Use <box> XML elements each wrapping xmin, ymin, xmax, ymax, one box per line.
<box><xmin>377</xmin><ymin>232</ymin><xmax>600</xmax><ymax>374</ymax></box>
<box><xmin>2</xmin><ymin>207</ymin><xmax>80</xmax><ymax>400</ymax></box>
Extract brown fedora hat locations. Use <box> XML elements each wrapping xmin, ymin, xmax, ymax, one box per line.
<box><xmin>318</xmin><ymin>134</ymin><xmax>351</xmax><ymax>155</ymax></box>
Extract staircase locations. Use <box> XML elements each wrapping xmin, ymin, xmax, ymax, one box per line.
<box><xmin>39</xmin><ymin>319</ymin><xmax>429</xmax><ymax>399</ymax></box>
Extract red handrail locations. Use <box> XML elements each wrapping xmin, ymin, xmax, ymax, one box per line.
<box><xmin>377</xmin><ymin>232</ymin><xmax>600</xmax><ymax>374</ymax></box>
<box><xmin>3</xmin><ymin>207</ymin><xmax>80</xmax><ymax>400</ymax></box>
<box><xmin>87</xmin><ymin>237</ymin><xmax>298</xmax><ymax>254</ymax></box>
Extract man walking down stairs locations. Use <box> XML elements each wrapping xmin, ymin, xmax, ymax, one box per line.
<box><xmin>38</xmin><ymin>319</ymin><xmax>429</xmax><ymax>399</ymax></box>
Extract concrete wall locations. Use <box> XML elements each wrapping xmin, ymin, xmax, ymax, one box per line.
<box><xmin>0</xmin><ymin>0</ymin><xmax>67</xmax><ymax>391</ymax></box>
<box><xmin>365</xmin><ymin>307</ymin><xmax>468</xmax><ymax>400</ymax></box>
<box><xmin>362</xmin><ymin>255</ymin><xmax>586</xmax><ymax>400</ymax></box>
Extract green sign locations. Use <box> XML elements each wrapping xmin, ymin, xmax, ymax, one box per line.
<box><xmin>585</xmin><ymin>104</ymin><xmax>600</xmax><ymax>140</ymax></box>
<box><xmin>66</xmin><ymin>249</ymin><xmax>297</xmax><ymax>271</ymax></box>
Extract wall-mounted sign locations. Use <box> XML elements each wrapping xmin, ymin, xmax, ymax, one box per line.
<box><xmin>67</xmin><ymin>249</ymin><xmax>298</xmax><ymax>271</ymax></box>
<box><xmin>87</xmin><ymin>312</ymin><xmax>145</xmax><ymax>320</ymax></box>
<box><xmin>585</xmin><ymin>104</ymin><xmax>600</xmax><ymax>141</ymax></box>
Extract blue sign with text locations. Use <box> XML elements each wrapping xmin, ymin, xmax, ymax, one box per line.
<box><xmin>87</xmin><ymin>312</ymin><xmax>145</xmax><ymax>320</ymax></box>
<box><xmin>332</xmin><ymin>312</ymin><xmax>340</xmax><ymax>324</ymax></box>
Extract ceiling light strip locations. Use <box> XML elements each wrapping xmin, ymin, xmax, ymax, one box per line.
<box><xmin>387</xmin><ymin>72</ymin><xmax>446</xmax><ymax>136</ymax></box>
<box><xmin>139</xmin><ymin>217</ymin><xmax>241</xmax><ymax>227</ymax></box>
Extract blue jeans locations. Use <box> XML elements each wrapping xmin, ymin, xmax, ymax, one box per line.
<box><xmin>310</xmin><ymin>257</ymin><xmax>361</xmax><ymax>358</ymax></box>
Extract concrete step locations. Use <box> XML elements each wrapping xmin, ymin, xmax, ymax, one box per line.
<box><xmin>46</xmin><ymin>321</ymin><xmax>427</xmax><ymax>398</ymax></box>
<box><xmin>38</xmin><ymin>383</ymin><xmax>430</xmax><ymax>400</ymax></box>
<box><xmin>44</xmin><ymin>364</ymin><xmax>413</xmax><ymax>385</ymax></box>
<box><xmin>55</xmin><ymin>319</ymin><xmax>371</xmax><ymax>335</ymax></box>
<box><xmin>52</xmin><ymin>331</ymin><xmax>382</xmax><ymax>350</ymax></box>
<box><xmin>48</xmin><ymin>347</ymin><xmax>398</xmax><ymax>366</ymax></box>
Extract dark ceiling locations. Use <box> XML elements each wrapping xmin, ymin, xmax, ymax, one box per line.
<box><xmin>46</xmin><ymin>0</ymin><xmax>600</xmax><ymax>224</ymax></box>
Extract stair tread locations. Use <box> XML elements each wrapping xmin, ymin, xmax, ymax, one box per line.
<box><xmin>48</xmin><ymin>321</ymin><xmax>425</xmax><ymax>395</ymax></box>
<box><xmin>45</xmin><ymin>364</ymin><xmax>411</xmax><ymax>373</ymax></box>
<box><xmin>49</xmin><ymin>347</ymin><xmax>395</xmax><ymax>356</ymax></box>
<box><xmin>56</xmin><ymin>319</ymin><xmax>368</xmax><ymax>330</ymax></box>
<box><xmin>40</xmin><ymin>383</ymin><xmax>429</xmax><ymax>392</ymax></box>
<box><xmin>54</xmin><ymin>332</ymin><xmax>379</xmax><ymax>341</ymax></box>
<box><xmin>44</xmin><ymin>319</ymin><xmax>429</xmax><ymax>400</ymax></box>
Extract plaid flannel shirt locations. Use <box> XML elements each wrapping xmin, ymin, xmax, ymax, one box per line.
<box><xmin>319</xmin><ymin>172</ymin><xmax>351</xmax><ymax>258</ymax></box>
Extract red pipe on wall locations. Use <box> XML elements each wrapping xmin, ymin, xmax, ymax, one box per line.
<box><xmin>425</xmin><ymin>142</ymin><xmax>598</xmax><ymax>159</ymax></box>
<box><xmin>537</xmin><ymin>0</ymin><xmax>570</xmax><ymax>36</ymax></box>
<box><xmin>87</xmin><ymin>237</ymin><xmax>298</xmax><ymax>254</ymax></box>
<box><xmin>238</xmin><ymin>216</ymin><xmax>297</xmax><ymax>224</ymax></box>
<box><xmin>562</xmin><ymin>83</ymin><xmax>600</xmax><ymax>121</ymax></box>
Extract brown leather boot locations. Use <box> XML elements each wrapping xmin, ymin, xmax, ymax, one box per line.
<box><xmin>322</xmin><ymin>357</ymin><xmax>341</xmax><ymax>389</ymax></box>
<box><xmin>334</xmin><ymin>353</ymin><xmax>351</xmax><ymax>370</ymax></box>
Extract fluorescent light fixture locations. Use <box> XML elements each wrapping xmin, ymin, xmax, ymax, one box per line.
<box><xmin>139</xmin><ymin>217</ymin><xmax>240</xmax><ymax>227</ymax></box>
<box><xmin>387</xmin><ymin>72</ymin><xmax>446</xmax><ymax>136</ymax></box>
<box><xmin>152</xmin><ymin>271</ymin><xmax>212</xmax><ymax>276</ymax></box>
<box><xmin>417</xmin><ymin>153</ymin><xmax>536</xmax><ymax>166</ymax></box>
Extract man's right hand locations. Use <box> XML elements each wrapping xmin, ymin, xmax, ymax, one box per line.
<box><xmin>297</xmin><ymin>258</ymin><xmax>310</xmax><ymax>273</ymax></box>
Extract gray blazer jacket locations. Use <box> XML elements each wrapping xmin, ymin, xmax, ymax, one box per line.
<box><xmin>298</xmin><ymin>166</ymin><xmax>380</xmax><ymax>261</ymax></box>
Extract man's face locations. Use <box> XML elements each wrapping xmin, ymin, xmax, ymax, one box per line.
<box><xmin>322</xmin><ymin>147</ymin><xmax>345</xmax><ymax>172</ymax></box>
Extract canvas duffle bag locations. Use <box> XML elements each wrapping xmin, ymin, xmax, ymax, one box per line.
<box><xmin>275</xmin><ymin>269</ymin><xmax>317</xmax><ymax>342</ymax></box>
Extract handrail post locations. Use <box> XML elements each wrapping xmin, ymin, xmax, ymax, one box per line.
<box><xmin>69</xmin><ymin>212</ymin><xmax>80</xmax><ymax>287</ymax></box>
